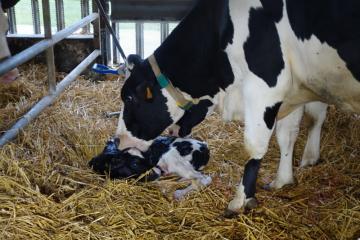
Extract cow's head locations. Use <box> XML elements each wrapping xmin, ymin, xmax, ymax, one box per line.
<box><xmin>0</xmin><ymin>5</ymin><xmax>19</xmax><ymax>83</ymax></box>
<box><xmin>116</xmin><ymin>55</ymin><xmax>185</xmax><ymax>151</ymax></box>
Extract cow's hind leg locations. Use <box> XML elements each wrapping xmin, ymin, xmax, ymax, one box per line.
<box><xmin>225</xmin><ymin>74</ymin><xmax>286</xmax><ymax>216</ymax></box>
<box><xmin>267</xmin><ymin>105</ymin><xmax>304</xmax><ymax>189</ymax></box>
<box><xmin>300</xmin><ymin>102</ymin><xmax>328</xmax><ymax>167</ymax></box>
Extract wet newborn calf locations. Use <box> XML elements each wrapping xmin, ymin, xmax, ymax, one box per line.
<box><xmin>89</xmin><ymin>136</ymin><xmax>212</xmax><ymax>200</ymax></box>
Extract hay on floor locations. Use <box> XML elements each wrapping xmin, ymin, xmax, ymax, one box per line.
<box><xmin>0</xmin><ymin>64</ymin><xmax>359</xmax><ymax>240</ymax></box>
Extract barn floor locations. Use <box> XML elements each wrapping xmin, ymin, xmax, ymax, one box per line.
<box><xmin>0</xmin><ymin>64</ymin><xmax>359</xmax><ymax>240</ymax></box>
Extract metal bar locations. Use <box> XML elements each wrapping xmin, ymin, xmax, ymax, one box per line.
<box><xmin>81</xmin><ymin>0</ymin><xmax>90</xmax><ymax>34</ymax></box>
<box><xmin>7</xmin><ymin>7</ymin><xmax>17</xmax><ymax>34</ymax></box>
<box><xmin>0</xmin><ymin>50</ymin><xmax>101</xmax><ymax>148</ymax></box>
<box><xmin>94</xmin><ymin>0</ymin><xmax>127</xmax><ymax>63</ymax></box>
<box><xmin>110</xmin><ymin>0</ymin><xmax>194</xmax><ymax>21</ymax></box>
<box><xmin>105</xmin><ymin>0</ymin><xmax>112</xmax><ymax>65</ymax></box>
<box><xmin>42</xmin><ymin>0</ymin><xmax>56</xmax><ymax>94</ymax></box>
<box><xmin>92</xmin><ymin>0</ymin><xmax>101</xmax><ymax>64</ymax></box>
<box><xmin>135</xmin><ymin>21</ymin><xmax>144</xmax><ymax>58</ymax></box>
<box><xmin>0</xmin><ymin>13</ymin><xmax>99</xmax><ymax>76</ymax></box>
<box><xmin>160</xmin><ymin>22</ymin><xmax>169</xmax><ymax>43</ymax></box>
<box><xmin>112</xmin><ymin>22</ymin><xmax>119</xmax><ymax>64</ymax></box>
<box><xmin>98</xmin><ymin>0</ymin><xmax>107</xmax><ymax>64</ymax></box>
<box><xmin>31</xmin><ymin>0</ymin><xmax>41</xmax><ymax>34</ymax></box>
<box><xmin>55</xmin><ymin>0</ymin><xmax>65</xmax><ymax>31</ymax></box>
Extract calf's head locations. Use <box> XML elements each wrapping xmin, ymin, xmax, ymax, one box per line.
<box><xmin>89</xmin><ymin>138</ymin><xmax>159</xmax><ymax>180</ymax></box>
<box><xmin>117</xmin><ymin>55</ymin><xmax>185</xmax><ymax>151</ymax></box>
<box><xmin>0</xmin><ymin>5</ymin><xmax>19</xmax><ymax>83</ymax></box>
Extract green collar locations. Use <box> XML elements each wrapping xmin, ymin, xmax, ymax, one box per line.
<box><xmin>148</xmin><ymin>54</ymin><xmax>195</xmax><ymax>111</ymax></box>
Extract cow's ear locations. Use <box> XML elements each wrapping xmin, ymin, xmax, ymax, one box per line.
<box><xmin>136</xmin><ymin>82</ymin><xmax>154</xmax><ymax>102</ymax></box>
<box><xmin>127</xmin><ymin>54</ymin><xmax>142</xmax><ymax>70</ymax></box>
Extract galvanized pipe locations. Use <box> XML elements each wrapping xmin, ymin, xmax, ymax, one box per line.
<box><xmin>112</xmin><ymin>22</ymin><xmax>119</xmax><ymax>64</ymax></box>
<box><xmin>0</xmin><ymin>50</ymin><xmax>101</xmax><ymax>148</ymax></box>
<box><xmin>81</xmin><ymin>0</ymin><xmax>90</xmax><ymax>34</ymax></box>
<box><xmin>31</xmin><ymin>0</ymin><xmax>41</xmax><ymax>34</ymax></box>
<box><xmin>135</xmin><ymin>21</ymin><xmax>144</xmax><ymax>58</ymax></box>
<box><xmin>105</xmin><ymin>0</ymin><xmax>112</xmax><ymax>65</ymax></box>
<box><xmin>7</xmin><ymin>7</ymin><xmax>17</xmax><ymax>34</ymax></box>
<box><xmin>42</xmin><ymin>0</ymin><xmax>57</xmax><ymax>94</ymax></box>
<box><xmin>160</xmin><ymin>22</ymin><xmax>169</xmax><ymax>43</ymax></box>
<box><xmin>55</xmin><ymin>0</ymin><xmax>65</xmax><ymax>31</ymax></box>
<box><xmin>0</xmin><ymin>13</ymin><xmax>99</xmax><ymax>76</ymax></box>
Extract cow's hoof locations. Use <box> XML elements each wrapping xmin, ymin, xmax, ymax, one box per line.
<box><xmin>300</xmin><ymin>158</ymin><xmax>322</xmax><ymax>168</ymax></box>
<box><xmin>244</xmin><ymin>198</ymin><xmax>258</xmax><ymax>210</ymax></box>
<box><xmin>223</xmin><ymin>208</ymin><xmax>239</xmax><ymax>218</ymax></box>
<box><xmin>263</xmin><ymin>178</ymin><xmax>295</xmax><ymax>191</ymax></box>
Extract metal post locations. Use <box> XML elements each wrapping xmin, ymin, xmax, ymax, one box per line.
<box><xmin>92</xmin><ymin>0</ymin><xmax>101</xmax><ymax>63</ymax></box>
<box><xmin>0</xmin><ymin>50</ymin><xmax>101</xmax><ymax>148</ymax></box>
<box><xmin>55</xmin><ymin>0</ymin><xmax>65</xmax><ymax>31</ymax></box>
<box><xmin>81</xmin><ymin>0</ymin><xmax>90</xmax><ymax>34</ymax></box>
<box><xmin>98</xmin><ymin>0</ymin><xmax>108</xmax><ymax>64</ymax></box>
<box><xmin>31</xmin><ymin>0</ymin><xmax>41</xmax><ymax>34</ymax></box>
<box><xmin>7</xmin><ymin>7</ymin><xmax>17</xmax><ymax>34</ymax></box>
<box><xmin>135</xmin><ymin>21</ymin><xmax>144</xmax><ymax>58</ymax></box>
<box><xmin>112</xmin><ymin>22</ymin><xmax>119</xmax><ymax>64</ymax></box>
<box><xmin>105</xmin><ymin>0</ymin><xmax>112</xmax><ymax>65</ymax></box>
<box><xmin>160</xmin><ymin>22</ymin><xmax>169</xmax><ymax>43</ymax></box>
<box><xmin>42</xmin><ymin>0</ymin><xmax>57</xmax><ymax>94</ymax></box>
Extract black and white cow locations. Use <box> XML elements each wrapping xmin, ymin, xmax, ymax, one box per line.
<box><xmin>0</xmin><ymin>0</ymin><xmax>20</xmax><ymax>83</ymax></box>
<box><xmin>89</xmin><ymin>136</ymin><xmax>212</xmax><ymax>200</ymax></box>
<box><xmin>116</xmin><ymin>0</ymin><xmax>360</xmax><ymax>215</ymax></box>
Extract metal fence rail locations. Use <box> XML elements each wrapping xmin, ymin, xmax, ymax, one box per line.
<box><xmin>0</xmin><ymin>1</ymin><xmax>101</xmax><ymax>147</ymax></box>
<box><xmin>0</xmin><ymin>13</ymin><xmax>99</xmax><ymax>76</ymax></box>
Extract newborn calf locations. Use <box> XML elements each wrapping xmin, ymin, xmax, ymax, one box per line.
<box><xmin>89</xmin><ymin>136</ymin><xmax>211</xmax><ymax>200</ymax></box>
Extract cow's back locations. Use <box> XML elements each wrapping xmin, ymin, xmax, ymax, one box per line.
<box><xmin>282</xmin><ymin>0</ymin><xmax>360</xmax><ymax>112</ymax></box>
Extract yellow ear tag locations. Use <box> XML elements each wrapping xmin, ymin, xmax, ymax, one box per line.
<box><xmin>146</xmin><ymin>87</ymin><xmax>153</xmax><ymax>100</ymax></box>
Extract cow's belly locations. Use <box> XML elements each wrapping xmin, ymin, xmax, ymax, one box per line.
<box><xmin>289</xmin><ymin>36</ymin><xmax>360</xmax><ymax>113</ymax></box>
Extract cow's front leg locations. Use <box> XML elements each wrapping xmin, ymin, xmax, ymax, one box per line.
<box><xmin>225</xmin><ymin>75</ymin><xmax>285</xmax><ymax>216</ymax></box>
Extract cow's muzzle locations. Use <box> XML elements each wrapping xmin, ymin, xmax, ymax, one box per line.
<box><xmin>118</xmin><ymin>133</ymin><xmax>152</xmax><ymax>152</ymax></box>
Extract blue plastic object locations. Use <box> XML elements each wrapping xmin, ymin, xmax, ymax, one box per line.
<box><xmin>92</xmin><ymin>63</ymin><xmax>122</xmax><ymax>75</ymax></box>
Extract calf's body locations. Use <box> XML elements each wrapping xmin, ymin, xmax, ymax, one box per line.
<box><xmin>89</xmin><ymin>137</ymin><xmax>211</xmax><ymax>199</ymax></box>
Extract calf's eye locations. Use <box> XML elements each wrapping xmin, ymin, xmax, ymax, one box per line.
<box><xmin>125</xmin><ymin>96</ymin><xmax>133</xmax><ymax>103</ymax></box>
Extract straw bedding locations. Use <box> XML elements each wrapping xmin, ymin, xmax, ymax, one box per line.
<box><xmin>0</xmin><ymin>64</ymin><xmax>359</xmax><ymax>240</ymax></box>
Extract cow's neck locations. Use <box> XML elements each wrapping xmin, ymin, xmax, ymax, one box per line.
<box><xmin>153</xmin><ymin>0</ymin><xmax>234</xmax><ymax>99</ymax></box>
